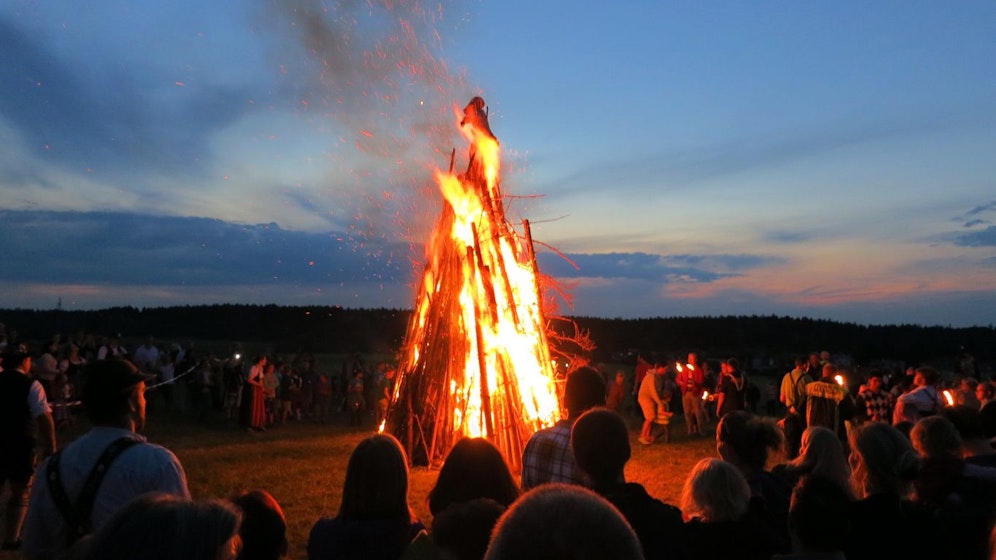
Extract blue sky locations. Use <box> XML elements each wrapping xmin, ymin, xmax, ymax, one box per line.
<box><xmin>1</xmin><ymin>1</ymin><xmax>994</xmax><ymax>326</ymax></box>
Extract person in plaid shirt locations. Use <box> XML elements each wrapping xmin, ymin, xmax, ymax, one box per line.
<box><xmin>855</xmin><ymin>373</ymin><xmax>891</xmax><ymax>424</ymax></box>
<box><xmin>520</xmin><ymin>367</ymin><xmax>606</xmax><ymax>490</ymax></box>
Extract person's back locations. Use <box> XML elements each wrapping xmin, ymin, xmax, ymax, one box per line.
<box><xmin>308</xmin><ymin>434</ymin><xmax>423</xmax><ymax>560</ymax></box>
<box><xmin>679</xmin><ymin>458</ymin><xmax>781</xmax><ymax>560</ymax></box>
<box><xmin>521</xmin><ymin>367</ymin><xmax>605</xmax><ymax>489</ymax></box>
<box><xmin>572</xmin><ymin>408</ymin><xmax>683</xmax><ymax>559</ymax></box>
<box><xmin>21</xmin><ymin>360</ymin><xmax>189</xmax><ymax>560</ymax></box>
<box><xmin>844</xmin><ymin>422</ymin><xmax>946</xmax><ymax>560</ymax></box>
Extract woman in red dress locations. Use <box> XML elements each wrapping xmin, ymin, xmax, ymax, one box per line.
<box><xmin>246</xmin><ymin>355</ymin><xmax>268</xmax><ymax>431</ymax></box>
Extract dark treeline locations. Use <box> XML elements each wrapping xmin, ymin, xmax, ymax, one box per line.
<box><xmin>1</xmin><ymin>305</ymin><xmax>993</xmax><ymax>366</ymax></box>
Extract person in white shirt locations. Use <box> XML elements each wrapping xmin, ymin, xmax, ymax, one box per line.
<box><xmin>21</xmin><ymin>359</ymin><xmax>189</xmax><ymax>560</ymax></box>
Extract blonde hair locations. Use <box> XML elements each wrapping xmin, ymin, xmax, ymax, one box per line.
<box><xmin>789</xmin><ymin>426</ymin><xmax>853</xmax><ymax>499</ymax></box>
<box><xmin>680</xmin><ymin>458</ymin><xmax>750</xmax><ymax>522</ymax></box>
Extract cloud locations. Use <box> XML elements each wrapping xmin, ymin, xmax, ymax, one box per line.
<box><xmin>536</xmin><ymin>251</ymin><xmax>783</xmax><ymax>283</ymax></box>
<box><xmin>0</xmin><ymin>210</ymin><xmax>408</xmax><ymax>286</ymax></box>
<box><xmin>952</xmin><ymin>226</ymin><xmax>996</xmax><ymax>248</ymax></box>
<box><xmin>762</xmin><ymin>230</ymin><xmax>814</xmax><ymax>244</ymax></box>
<box><xmin>0</xmin><ymin>16</ymin><xmax>253</xmax><ymax>183</ymax></box>
<box><xmin>540</xmin><ymin>108</ymin><xmax>993</xmax><ymax>197</ymax></box>
<box><xmin>964</xmin><ymin>201</ymin><xmax>996</xmax><ymax>217</ymax></box>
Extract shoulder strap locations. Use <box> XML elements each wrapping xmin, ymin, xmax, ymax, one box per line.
<box><xmin>46</xmin><ymin>437</ymin><xmax>142</xmax><ymax>546</ymax></box>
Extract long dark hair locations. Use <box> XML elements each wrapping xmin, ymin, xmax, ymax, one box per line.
<box><xmin>338</xmin><ymin>434</ymin><xmax>414</xmax><ymax>521</ymax></box>
<box><xmin>428</xmin><ymin>437</ymin><xmax>519</xmax><ymax>516</ymax></box>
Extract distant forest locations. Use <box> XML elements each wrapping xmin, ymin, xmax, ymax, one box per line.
<box><xmin>1</xmin><ymin>305</ymin><xmax>992</xmax><ymax>371</ymax></box>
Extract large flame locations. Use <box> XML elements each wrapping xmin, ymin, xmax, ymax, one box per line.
<box><xmin>387</xmin><ymin>98</ymin><xmax>560</xmax><ymax>470</ymax></box>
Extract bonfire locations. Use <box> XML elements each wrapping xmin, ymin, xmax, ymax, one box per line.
<box><xmin>384</xmin><ymin>97</ymin><xmax>561</xmax><ymax>472</ymax></box>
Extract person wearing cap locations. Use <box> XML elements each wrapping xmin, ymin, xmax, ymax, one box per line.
<box><xmin>21</xmin><ymin>359</ymin><xmax>190</xmax><ymax>560</ymax></box>
<box><xmin>0</xmin><ymin>349</ymin><xmax>56</xmax><ymax>551</ymax></box>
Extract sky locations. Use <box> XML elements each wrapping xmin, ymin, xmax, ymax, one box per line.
<box><xmin>1</xmin><ymin>1</ymin><xmax>994</xmax><ymax>327</ymax></box>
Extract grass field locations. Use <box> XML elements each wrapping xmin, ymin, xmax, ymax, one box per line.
<box><xmin>2</xmin><ymin>406</ymin><xmax>725</xmax><ymax>560</ymax></box>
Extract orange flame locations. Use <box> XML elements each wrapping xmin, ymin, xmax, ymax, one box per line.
<box><xmin>942</xmin><ymin>390</ymin><xmax>955</xmax><ymax>407</ymax></box>
<box><xmin>390</xmin><ymin>98</ymin><xmax>560</xmax><ymax>468</ymax></box>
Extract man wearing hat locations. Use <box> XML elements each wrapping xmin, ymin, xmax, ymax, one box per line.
<box><xmin>0</xmin><ymin>349</ymin><xmax>56</xmax><ymax>551</ymax></box>
<box><xmin>21</xmin><ymin>359</ymin><xmax>189</xmax><ymax>560</ymax></box>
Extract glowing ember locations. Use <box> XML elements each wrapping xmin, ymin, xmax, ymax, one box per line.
<box><xmin>385</xmin><ymin>97</ymin><xmax>561</xmax><ymax>471</ymax></box>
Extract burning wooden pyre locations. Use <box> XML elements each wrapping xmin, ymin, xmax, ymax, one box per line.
<box><xmin>384</xmin><ymin>97</ymin><xmax>562</xmax><ymax>472</ymax></box>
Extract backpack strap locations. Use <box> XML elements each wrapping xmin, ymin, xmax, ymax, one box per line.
<box><xmin>46</xmin><ymin>437</ymin><xmax>142</xmax><ymax>546</ymax></box>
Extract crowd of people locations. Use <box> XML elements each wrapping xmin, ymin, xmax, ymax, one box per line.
<box><xmin>2</xmin><ymin>320</ymin><xmax>995</xmax><ymax>559</ymax></box>
<box><xmin>0</xmin><ymin>325</ymin><xmax>398</xmax><ymax>433</ymax></box>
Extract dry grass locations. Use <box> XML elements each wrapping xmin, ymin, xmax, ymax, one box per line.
<box><xmin>2</xmin><ymin>409</ymin><xmax>728</xmax><ymax>560</ymax></box>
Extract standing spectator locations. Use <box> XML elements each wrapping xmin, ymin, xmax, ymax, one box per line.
<box><xmin>278</xmin><ymin>363</ymin><xmax>296</xmax><ymax>424</ymax></box>
<box><xmin>605</xmin><ymin>370</ymin><xmax>626</xmax><ymax>412</ymax></box>
<box><xmin>893</xmin><ymin>366</ymin><xmax>942</xmax><ymax>427</ymax></box>
<box><xmin>375</xmin><ymin>366</ymin><xmax>396</xmax><ymax>428</ymax></box>
<box><xmin>32</xmin><ymin>339</ymin><xmax>60</xmax><ymax>398</ymax></box>
<box><xmin>804</xmin><ymin>364</ymin><xmax>854</xmax><ymax>442</ymax></box>
<box><xmin>241</xmin><ymin>356</ymin><xmax>267</xmax><ymax>432</ymax></box>
<box><xmin>346</xmin><ymin>372</ymin><xmax>366</xmax><ymax>427</ymax></box>
<box><xmin>637</xmin><ymin>365</ymin><xmax>669</xmax><ymax>445</ymax></box>
<box><xmin>956</xmin><ymin>377</ymin><xmax>982</xmax><ymax>410</ymax></box>
<box><xmin>977</xmin><ymin>380</ymin><xmax>994</xmax><ymax>408</ymax></box>
<box><xmin>22</xmin><ymin>359</ymin><xmax>190</xmax><ymax>559</ymax></box>
<box><xmin>855</xmin><ymin>372</ymin><xmax>891</xmax><ymax>424</ymax></box>
<box><xmin>132</xmin><ymin>336</ymin><xmax>160</xmax><ymax>373</ymax></box>
<box><xmin>631</xmin><ymin>355</ymin><xmax>652</xmax><ymax>417</ymax></box>
<box><xmin>307</xmin><ymin>434</ymin><xmax>424</xmax><ymax>560</ymax></box>
<box><xmin>677</xmin><ymin>353</ymin><xmax>708</xmax><ymax>436</ymax></box>
<box><xmin>779</xmin><ymin>357</ymin><xmax>812</xmax><ymax>459</ymax></box>
<box><xmin>315</xmin><ymin>369</ymin><xmax>334</xmax><ymax>424</ymax></box>
<box><xmin>520</xmin><ymin>367</ymin><xmax>606</xmax><ymax>490</ymax></box>
<box><xmin>57</xmin><ymin>342</ymin><xmax>86</xmax><ymax>398</ymax></box>
<box><xmin>157</xmin><ymin>351</ymin><xmax>176</xmax><ymax>412</ymax></box>
<box><xmin>0</xmin><ymin>349</ymin><xmax>56</xmax><ymax>551</ymax></box>
<box><xmin>263</xmin><ymin>362</ymin><xmax>280</xmax><ymax>426</ymax></box>
<box><xmin>572</xmin><ymin>408</ymin><xmax>683</xmax><ymax>560</ymax></box>
<box><xmin>715</xmin><ymin>358</ymin><xmax>746</xmax><ymax>419</ymax></box>
<box><xmin>193</xmin><ymin>358</ymin><xmax>215</xmax><ymax>422</ymax></box>
<box><xmin>978</xmin><ymin>381</ymin><xmax>996</xmax><ymax>441</ymax></box>
<box><xmin>96</xmin><ymin>335</ymin><xmax>127</xmax><ymax>361</ymax></box>
<box><xmin>223</xmin><ymin>354</ymin><xmax>243</xmax><ymax>422</ymax></box>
